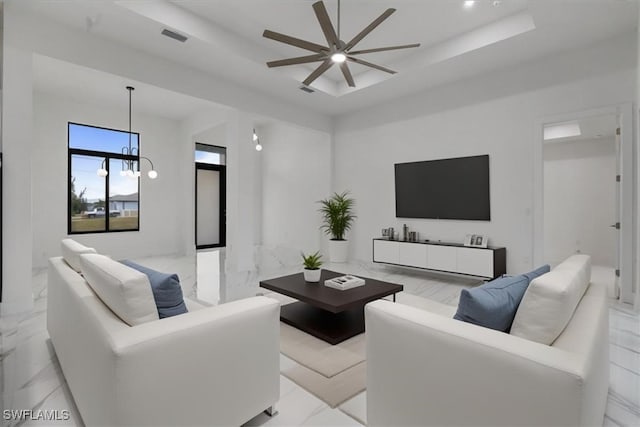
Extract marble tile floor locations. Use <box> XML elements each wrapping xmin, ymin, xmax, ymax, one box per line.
<box><xmin>1</xmin><ymin>253</ymin><xmax>638</xmax><ymax>426</ymax></box>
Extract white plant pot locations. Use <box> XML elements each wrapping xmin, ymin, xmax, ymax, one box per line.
<box><xmin>329</xmin><ymin>240</ymin><xmax>349</xmax><ymax>263</ymax></box>
<box><xmin>303</xmin><ymin>268</ymin><xmax>322</xmax><ymax>283</ymax></box>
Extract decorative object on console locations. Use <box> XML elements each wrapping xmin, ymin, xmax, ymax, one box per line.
<box><xmin>382</xmin><ymin>227</ymin><xmax>394</xmax><ymax>239</ymax></box>
<box><xmin>319</xmin><ymin>191</ymin><xmax>356</xmax><ymax>262</ymax></box>
<box><xmin>302</xmin><ymin>251</ymin><xmax>323</xmax><ymax>282</ymax></box>
<box><xmin>120</xmin><ymin>260</ymin><xmax>188</xmax><ymax>318</ymax></box>
<box><xmin>96</xmin><ymin>86</ymin><xmax>158</xmax><ymax>179</ymax></box>
<box><xmin>452</xmin><ymin>262</ymin><xmax>550</xmax><ymax>333</ymax></box>
<box><xmin>465</xmin><ymin>233</ymin><xmax>488</xmax><ymax>248</ymax></box>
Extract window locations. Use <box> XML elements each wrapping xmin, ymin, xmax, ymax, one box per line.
<box><xmin>68</xmin><ymin>123</ymin><xmax>140</xmax><ymax>234</ymax></box>
<box><xmin>195</xmin><ymin>143</ymin><xmax>226</xmax><ymax>165</ymax></box>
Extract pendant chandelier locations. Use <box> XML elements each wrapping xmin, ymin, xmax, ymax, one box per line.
<box><xmin>97</xmin><ymin>86</ymin><xmax>158</xmax><ymax>179</ymax></box>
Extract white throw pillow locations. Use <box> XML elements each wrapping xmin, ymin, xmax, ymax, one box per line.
<box><xmin>61</xmin><ymin>239</ymin><xmax>97</xmax><ymax>273</ymax></box>
<box><xmin>510</xmin><ymin>254</ymin><xmax>591</xmax><ymax>345</ymax></box>
<box><xmin>79</xmin><ymin>254</ymin><xmax>159</xmax><ymax>326</ymax></box>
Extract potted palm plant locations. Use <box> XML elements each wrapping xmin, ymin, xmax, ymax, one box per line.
<box><xmin>302</xmin><ymin>251</ymin><xmax>323</xmax><ymax>283</ymax></box>
<box><xmin>318</xmin><ymin>191</ymin><xmax>356</xmax><ymax>263</ymax></box>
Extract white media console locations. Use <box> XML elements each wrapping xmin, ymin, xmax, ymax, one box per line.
<box><xmin>373</xmin><ymin>238</ymin><xmax>506</xmax><ymax>279</ymax></box>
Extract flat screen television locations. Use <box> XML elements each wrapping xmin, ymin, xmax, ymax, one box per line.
<box><xmin>395</xmin><ymin>155</ymin><xmax>490</xmax><ymax>220</ymax></box>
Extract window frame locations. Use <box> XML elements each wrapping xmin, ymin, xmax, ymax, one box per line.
<box><xmin>195</xmin><ymin>143</ymin><xmax>227</xmax><ymax>165</ymax></box>
<box><xmin>67</xmin><ymin>122</ymin><xmax>141</xmax><ymax>235</ymax></box>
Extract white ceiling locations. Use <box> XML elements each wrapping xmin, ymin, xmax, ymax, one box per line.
<box><xmin>32</xmin><ymin>55</ymin><xmax>229</xmax><ymax>121</ymax></box>
<box><xmin>18</xmin><ymin>0</ymin><xmax>639</xmax><ymax>117</ymax></box>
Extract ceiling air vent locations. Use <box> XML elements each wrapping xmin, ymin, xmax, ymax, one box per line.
<box><xmin>161</xmin><ymin>29</ymin><xmax>188</xmax><ymax>43</ymax></box>
<box><xmin>299</xmin><ymin>86</ymin><xmax>315</xmax><ymax>94</ymax></box>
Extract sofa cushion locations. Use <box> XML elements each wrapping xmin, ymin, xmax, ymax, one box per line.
<box><xmin>120</xmin><ymin>260</ymin><xmax>188</xmax><ymax>319</ymax></box>
<box><xmin>453</xmin><ymin>274</ymin><xmax>529</xmax><ymax>332</ymax></box>
<box><xmin>523</xmin><ymin>264</ymin><xmax>551</xmax><ymax>284</ymax></box>
<box><xmin>510</xmin><ymin>255</ymin><xmax>591</xmax><ymax>345</ymax></box>
<box><xmin>61</xmin><ymin>239</ymin><xmax>97</xmax><ymax>273</ymax></box>
<box><xmin>79</xmin><ymin>254</ymin><xmax>159</xmax><ymax>326</ymax></box>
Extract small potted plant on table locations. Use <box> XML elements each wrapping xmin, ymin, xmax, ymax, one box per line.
<box><xmin>302</xmin><ymin>251</ymin><xmax>323</xmax><ymax>283</ymax></box>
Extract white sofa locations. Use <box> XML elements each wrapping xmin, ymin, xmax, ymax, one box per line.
<box><xmin>365</xmin><ymin>256</ymin><xmax>609</xmax><ymax>426</ymax></box>
<box><xmin>47</xmin><ymin>253</ymin><xmax>280</xmax><ymax>426</ymax></box>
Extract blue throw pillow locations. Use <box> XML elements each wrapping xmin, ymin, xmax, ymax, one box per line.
<box><xmin>121</xmin><ymin>260</ymin><xmax>188</xmax><ymax>319</ymax></box>
<box><xmin>523</xmin><ymin>264</ymin><xmax>551</xmax><ymax>284</ymax></box>
<box><xmin>454</xmin><ymin>274</ymin><xmax>529</xmax><ymax>332</ymax></box>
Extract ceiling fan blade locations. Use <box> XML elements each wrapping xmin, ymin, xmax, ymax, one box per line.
<box><xmin>348</xmin><ymin>56</ymin><xmax>396</xmax><ymax>74</ymax></box>
<box><xmin>344</xmin><ymin>8</ymin><xmax>396</xmax><ymax>51</ymax></box>
<box><xmin>312</xmin><ymin>1</ymin><xmax>339</xmax><ymax>48</ymax></box>
<box><xmin>263</xmin><ymin>29</ymin><xmax>328</xmax><ymax>53</ymax></box>
<box><xmin>267</xmin><ymin>54</ymin><xmax>326</xmax><ymax>68</ymax></box>
<box><xmin>349</xmin><ymin>43</ymin><xmax>421</xmax><ymax>55</ymax></box>
<box><xmin>339</xmin><ymin>62</ymin><xmax>356</xmax><ymax>87</ymax></box>
<box><xmin>303</xmin><ymin>59</ymin><xmax>333</xmax><ymax>86</ymax></box>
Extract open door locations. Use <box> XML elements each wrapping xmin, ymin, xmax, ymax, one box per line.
<box><xmin>612</xmin><ymin>126</ymin><xmax>621</xmax><ymax>298</ymax></box>
<box><xmin>195</xmin><ymin>163</ymin><xmax>226</xmax><ymax>249</ymax></box>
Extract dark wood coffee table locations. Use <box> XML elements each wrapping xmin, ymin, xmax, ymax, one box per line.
<box><xmin>260</xmin><ymin>270</ymin><xmax>403</xmax><ymax>345</ymax></box>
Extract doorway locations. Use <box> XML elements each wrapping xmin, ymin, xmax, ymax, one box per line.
<box><xmin>539</xmin><ymin>110</ymin><xmax>628</xmax><ymax>300</ymax></box>
<box><xmin>543</xmin><ymin>115</ymin><xmax>617</xmax><ymax>266</ymax></box>
<box><xmin>195</xmin><ymin>144</ymin><xmax>226</xmax><ymax>249</ymax></box>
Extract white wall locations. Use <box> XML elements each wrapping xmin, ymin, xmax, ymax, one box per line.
<box><xmin>1</xmin><ymin>43</ymin><xmax>33</xmax><ymax>313</ymax></box>
<box><xmin>635</xmin><ymin>6</ymin><xmax>640</xmax><ymax>309</ymax></box>
<box><xmin>31</xmin><ymin>91</ymin><xmax>188</xmax><ymax>268</ymax></box>
<box><xmin>333</xmin><ymin>36</ymin><xmax>635</xmax><ymax>274</ymax></box>
<box><xmin>260</xmin><ymin>123</ymin><xmax>331</xmax><ymax>257</ymax></box>
<box><xmin>543</xmin><ymin>137</ymin><xmax>616</xmax><ymax>267</ymax></box>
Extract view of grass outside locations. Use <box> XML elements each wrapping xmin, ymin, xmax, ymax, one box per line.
<box><xmin>71</xmin><ymin>216</ymin><xmax>139</xmax><ymax>233</ymax></box>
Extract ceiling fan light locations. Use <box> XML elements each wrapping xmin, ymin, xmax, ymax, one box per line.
<box><xmin>331</xmin><ymin>52</ymin><xmax>347</xmax><ymax>63</ymax></box>
<box><xmin>97</xmin><ymin>168</ymin><xmax>108</xmax><ymax>177</ymax></box>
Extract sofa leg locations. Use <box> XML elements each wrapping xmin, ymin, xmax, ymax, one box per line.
<box><xmin>264</xmin><ymin>406</ymin><xmax>278</xmax><ymax>417</ymax></box>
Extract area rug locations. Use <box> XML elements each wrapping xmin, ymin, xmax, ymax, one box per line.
<box><xmin>276</xmin><ymin>293</ymin><xmax>458</xmax><ymax>408</ymax></box>
<box><xmin>279</xmin><ymin>322</ymin><xmax>366</xmax><ymax>407</ymax></box>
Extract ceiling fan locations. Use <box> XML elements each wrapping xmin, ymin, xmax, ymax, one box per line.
<box><xmin>263</xmin><ymin>0</ymin><xmax>420</xmax><ymax>88</ymax></box>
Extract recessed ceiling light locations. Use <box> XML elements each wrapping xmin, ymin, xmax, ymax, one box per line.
<box><xmin>492</xmin><ymin>0</ymin><xmax>502</xmax><ymax>6</ymax></box>
<box><xmin>463</xmin><ymin>1</ymin><xmax>476</xmax><ymax>9</ymax></box>
<box><xmin>331</xmin><ymin>52</ymin><xmax>347</xmax><ymax>63</ymax></box>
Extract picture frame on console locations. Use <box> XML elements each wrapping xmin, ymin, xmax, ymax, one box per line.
<box><xmin>465</xmin><ymin>234</ymin><xmax>488</xmax><ymax>248</ymax></box>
